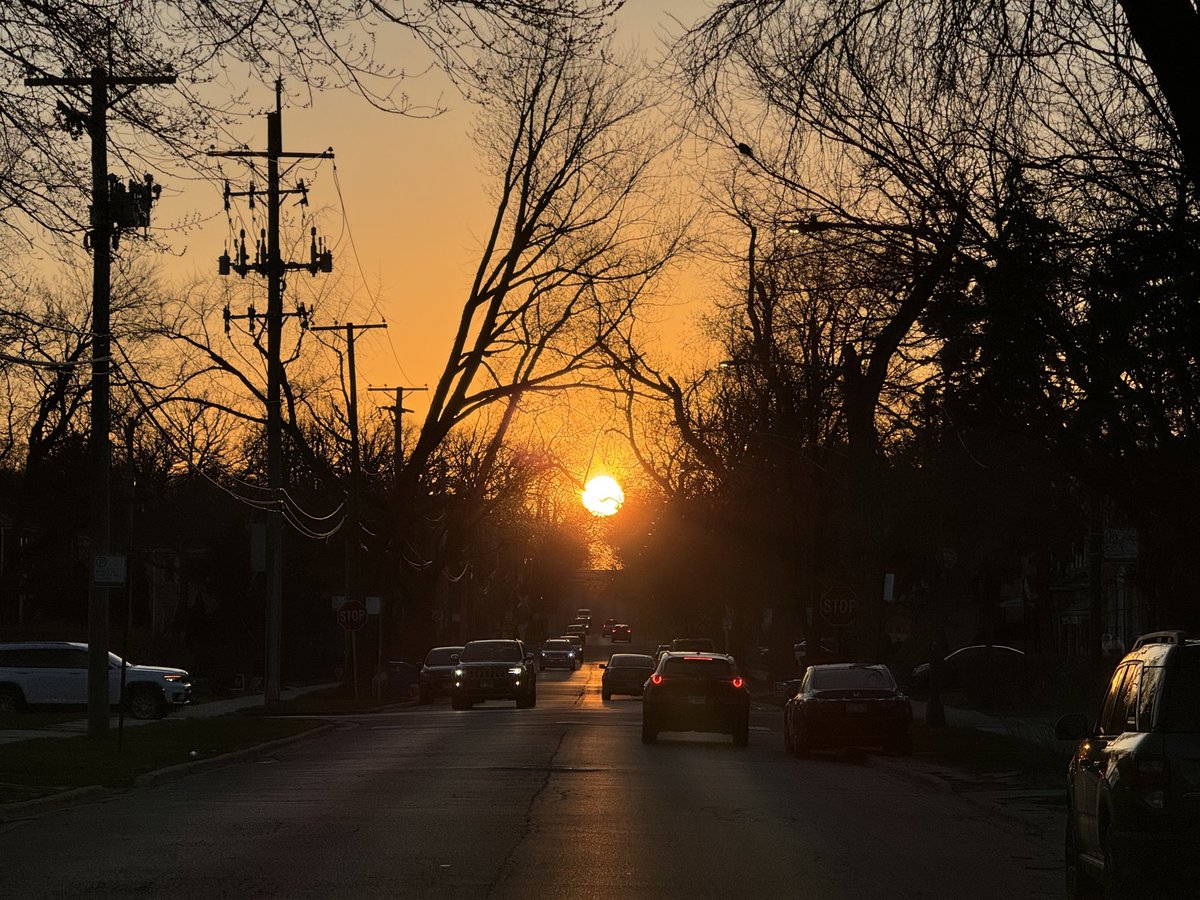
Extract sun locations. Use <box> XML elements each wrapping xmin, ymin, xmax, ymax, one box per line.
<box><xmin>581</xmin><ymin>475</ymin><xmax>624</xmax><ymax>517</ymax></box>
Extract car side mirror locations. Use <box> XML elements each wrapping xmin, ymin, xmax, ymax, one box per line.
<box><xmin>1054</xmin><ymin>713</ymin><xmax>1088</xmax><ymax>741</ymax></box>
<box><xmin>599</xmin><ymin>663</ymin><xmax>607</xmax><ymax>669</ymax></box>
<box><xmin>451</xmin><ymin>653</ymin><xmax>459</xmax><ymax>662</ymax></box>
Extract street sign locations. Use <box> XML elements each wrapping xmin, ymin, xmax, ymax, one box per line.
<box><xmin>820</xmin><ymin>589</ymin><xmax>858</xmax><ymax>627</ymax></box>
<box><xmin>92</xmin><ymin>554</ymin><xmax>127</xmax><ymax>586</ymax></box>
<box><xmin>337</xmin><ymin>598</ymin><xmax>368</xmax><ymax>631</ymax></box>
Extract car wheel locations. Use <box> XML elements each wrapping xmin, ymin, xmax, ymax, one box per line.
<box><xmin>0</xmin><ymin>686</ymin><xmax>26</xmax><ymax>714</ymax></box>
<box><xmin>641</xmin><ymin>715</ymin><xmax>657</xmax><ymax>744</ymax></box>
<box><xmin>128</xmin><ymin>685</ymin><xmax>164</xmax><ymax>720</ymax></box>
<box><xmin>733</xmin><ymin>717</ymin><xmax>750</xmax><ymax>748</ymax></box>
<box><xmin>602</xmin><ymin>688</ymin><xmax>612</xmax><ymax>701</ymax></box>
<box><xmin>783</xmin><ymin>719</ymin><xmax>796</xmax><ymax>756</ymax></box>
<box><xmin>886</xmin><ymin>733</ymin><xmax>913</xmax><ymax>756</ymax></box>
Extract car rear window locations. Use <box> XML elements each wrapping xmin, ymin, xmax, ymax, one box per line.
<box><xmin>662</xmin><ymin>656</ymin><xmax>733</xmax><ymax>678</ymax></box>
<box><xmin>608</xmin><ymin>655</ymin><xmax>654</xmax><ymax>668</ymax></box>
<box><xmin>810</xmin><ymin>667</ymin><xmax>895</xmax><ymax>691</ymax></box>
<box><xmin>424</xmin><ymin>648</ymin><xmax>460</xmax><ymax>666</ymax></box>
<box><xmin>1159</xmin><ymin>665</ymin><xmax>1200</xmax><ymax>732</ymax></box>
<box><xmin>459</xmin><ymin>641</ymin><xmax>522</xmax><ymax>663</ymax></box>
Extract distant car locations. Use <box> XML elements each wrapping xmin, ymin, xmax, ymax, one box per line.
<box><xmin>450</xmin><ymin>639</ymin><xmax>536</xmax><ymax>710</ymax></box>
<box><xmin>571</xmin><ymin>616</ymin><xmax>591</xmax><ymax>635</ymax></box>
<box><xmin>560</xmin><ymin>633</ymin><xmax>585</xmax><ymax>663</ymax></box>
<box><xmin>1056</xmin><ymin>630</ymin><xmax>1200</xmax><ymax>897</ymax></box>
<box><xmin>576</xmin><ymin>608</ymin><xmax>592</xmax><ymax>621</ymax></box>
<box><xmin>783</xmin><ymin>663</ymin><xmax>912</xmax><ymax>757</ymax></box>
<box><xmin>0</xmin><ymin>641</ymin><xmax>190</xmax><ymax>719</ymax></box>
<box><xmin>539</xmin><ymin>639</ymin><xmax>577</xmax><ymax>671</ymax></box>
<box><xmin>909</xmin><ymin>644</ymin><xmax>1025</xmax><ymax>691</ymax></box>
<box><xmin>601</xmin><ymin>618</ymin><xmax>617</xmax><ymax>637</ymax></box>
<box><xmin>671</xmin><ymin>637</ymin><xmax>715</xmax><ymax>653</ymax></box>
<box><xmin>418</xmin><ymin>645</ymin><xmax>464</xmax><ymax>703</ymax></box>
<box><xmin>565</xmin><ymin>623</ymin><xmax>588</xmax><ymax>643</ymax></box>
<box><xmin>600</xmin><ymin>653</ymin><xmax>655</xmax><ymax>700</ymax></box>
<box><xmin>641</xmin><ymin>652</ymin><xmax>750</xmax><ymax>746</ymax></box>
<box><xmin>610</xmin><ymin>624</ymin><xmax>632</xmax><ymax>643</ymax></box>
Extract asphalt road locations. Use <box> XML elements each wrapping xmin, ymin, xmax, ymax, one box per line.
<box><xmin>0</xmin><ymin>643</ymin><xmax>1063</xmax><ymax>899</ymax></box>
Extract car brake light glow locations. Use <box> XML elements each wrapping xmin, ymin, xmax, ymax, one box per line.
<box><xmin>731</xmin><ymin>677</ymin><xmax>744</xmax><ymax>689</ymax></box>
<box><xmin>650</xmin><ymin>674</ymin><xmax>663</xmax><ymax>685</ymax></box>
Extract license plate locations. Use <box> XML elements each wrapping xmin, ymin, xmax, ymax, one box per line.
<box><xmin>480</xmin><ymin>680</ymin><xmax>494</xmax><ymax>689</ymax></box>
<box><xmin>688</xmin><ymin>696</ymin><xmax>706</xmax><ymax>705</ymax></box>
<box><xmin>846</xmin><ymin>702</ymin><xmax>867</xmax><ymax>713</ymax></box>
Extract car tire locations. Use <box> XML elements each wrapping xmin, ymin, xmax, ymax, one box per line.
<box><xmin>602</xmin><ymin>688</ymin><xmax>611</xmax><ymax>701</ymax></box>
<box><xmin>451</xmin><ymin>694</ymin><xmax>471</xmax><ymax>711</ymax></box>
<box><xmin>128</xmin><ymin>685</ymin><xmax>164</xmax><ymax>720</ymax></box>
<box><xmin>733</xmin><ymin>717</ymin><xmax>750</xmax><ymax>748</ymax></box>
<box><xmin>641</xmin><ymin>715</ymin><xmax>657</xmax><ymax>744</ymax></box>
<box><xmin>0</xmin><ymin>685</ymin><xmax>26</xmax><ymax>714</ymax></box>
<box><xmin>783</xmin><ymin>719</ymin><xmax>796</xmax><ymax>756</ymax></box>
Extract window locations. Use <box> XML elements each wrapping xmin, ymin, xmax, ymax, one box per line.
<box><xmin>662</xmin><ymin>657</ymin><xmax>733</xmax><ymax>678</ymax></box>
<box><xmin>1098</xmin><ymin>664</ymin><xmax>1138</xmax><ymax>736</ymax></box>
<box><xmin>810</xmin><ymin>667</ymin><xmax>896</xmax><ymax>691</ymax></box>
<box><xmin>1137</xmin><ymin>665</ymin><xmax>1164</xmax><ymax>731</ymax></box>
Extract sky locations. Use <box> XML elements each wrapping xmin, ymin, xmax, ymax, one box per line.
<box><xmin>153</xmin><ymin>1</ymin><xmax>713</xmax><ymax>457</ymax></box>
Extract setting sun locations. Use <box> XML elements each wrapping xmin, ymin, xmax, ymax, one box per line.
<box><xmin>581</xmin><ymin>475</ymin><xmax>624</xmax><ymax>517</ymax></box>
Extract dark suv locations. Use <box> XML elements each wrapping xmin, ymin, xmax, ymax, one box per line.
<box><xmin>1055</xmin><ymin>630</ymin><xmax>1200</xmax><ymax>896</ymax></box>
<box><xmin>450</xmin><ymin>639</ymin><xmax>537</xmax><ymax>710</ymax></box>
<box><xmin>642</xmin><ymin>651</ymin><xmax>750</xmax><ymax>746</ymax></box>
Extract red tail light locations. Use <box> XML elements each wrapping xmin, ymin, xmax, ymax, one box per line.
<box><xmin>731</xmin><ymin>677</ymin><xmax>744</xmax><ymax>689</ymax></box>
<box><xmin>650</xmin><ymin>674</ymin><xmax>663</xmax><ymax>686</ymax></box>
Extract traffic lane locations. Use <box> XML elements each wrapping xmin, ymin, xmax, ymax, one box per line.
<box><xmin>490</xmin><ymin>699</ymin><xmax>1062</xmax><ymax>898</ymax></box>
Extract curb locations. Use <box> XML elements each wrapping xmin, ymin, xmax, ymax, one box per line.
<box><xmin>0</xmin><ymin>722</ymin><xmax>338</xmax><ymax>821</ymax></box>
<box><xmin>134</xmin><ymin>722</ymin><xmax>339</xmax><ymax>787</ymax></box>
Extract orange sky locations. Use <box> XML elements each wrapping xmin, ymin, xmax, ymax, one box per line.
<box><xmin>156</xmin><ymin>1</ymin><xmax>713</xmax><ymax>445</ymax></box>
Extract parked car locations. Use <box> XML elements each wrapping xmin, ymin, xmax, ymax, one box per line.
<box><xmin>601</xmin><ymin>618</ymin><xmax>617</xmax><ymax>637</ymax></box>
<box><xmin>1055</xmin><ymin>630</ymin><xmax>1200</xmax><ymax>897</ymax></box>
<box><xmin>418</xmin><ymin>645</ymin><xmax>463</xmax><ymax>703</ymax></box>
<box><xmin>600</xmin><ymin>653</ymin><xmax>655</xmax><ymax>699</ymax></box>
<box><xmin>610</xmin><ymin>624</ymin><xmax>632</xmax><ymax>643</ymax></box>
<box><xmin>909</xmin><ymin>643</ymin><xmax>1025</xmax><ymax>692</ymax></box>
<box><xmin>641</xmin><ymin>651</ymin><xmax>750</xmax><ymax>746</ymax></box>
<box><xmin>671</xmin><ymin>637</ymin><xmax>715</xmax><ymax>653</ymax></box>
<box><xmin>450</xmin><ymin>639</ymin><xmax>537</xmax><ymax>710</ymax></box>
<box><xmin>0</xmin><ymin>641</ymin><xmax>191</xmax><ymax>719</ymax></box>
<box><xmin>783</xmin><ymin>663</ymin><xmax>912</xmax><ymax>757</ymax></box>
<box><xmin>538</xmin><ymin>639</ymin><xmax>577</xmax><ymax>671</ymax></box>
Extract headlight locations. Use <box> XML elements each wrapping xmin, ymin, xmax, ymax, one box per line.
<box><xmin>508</xmin><ymin>666</ymin><xmax>523</xmax><ymax>675</ymax></box>
<box><xmin>454</xmin><ymin>667</ymin><xmax>464</xmax><ymax>677</ymax></box>
<box><xmin>567</xmin><ymin>651</ymin><xmax>575</xmax><ymax>657</ymax></box>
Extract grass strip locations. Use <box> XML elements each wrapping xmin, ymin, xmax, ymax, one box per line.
<box><xmin>0</xmin><ymin>715</ymin><xmax>324</xmax><ymax>799</ymax></box>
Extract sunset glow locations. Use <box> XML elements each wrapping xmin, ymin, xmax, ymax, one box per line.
<box><xmin>581</xmin><ymin>475</ymin><xmax>624</xmax><ymax>517</ymax></box>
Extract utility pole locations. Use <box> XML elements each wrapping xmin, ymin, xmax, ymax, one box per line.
<box><xmin>368</xmin><ymin>385</ymin><xmax>428</xmax><ymax>486</ymax></box>
<box><xmin>312</xmin><ymin>322</ymin><xmax>386</xmax><ymax>698</ymax></box>
<box><xmin>212</xmin><ymin>80</ymin><xmax>333</xmax><ymax>710</ymax></box>
<box><xmin>25</xmin><ymin>65</ymin><xmax>175</xmax><ymax>739</ymax></box>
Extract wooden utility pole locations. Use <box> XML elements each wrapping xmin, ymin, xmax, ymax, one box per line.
<box><xmin>212</xmin><ymin>80</ymin><xmax>333</xmax><ymax>709</ymax></box>
<box><xmin>368</xmin><ymin>385</ymin><xmax>428</xmax><ymax>486</ymax></box>
<box><xmin>25</xmin><ymin>65</ymin><xmax>175</xmax><ymax>738</ymax></box>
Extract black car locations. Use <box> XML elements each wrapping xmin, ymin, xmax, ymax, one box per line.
<box><xmin>600</xmin><ymin>653</ymin><xmax>655</xmax><ymax>699</ymax></box>
<box><xmin>610</xmin><ymin>623</ymin><xmax>632</xmax><ymax>643</ymax></box>
<box><xmin>783</xmin><ymin>663</ymin><xmax>912</xmax><ymax>756</ymax></box>
<box><xmin>450</xmin><ymin>639</ymin><xmax>537</xmax><ymax>709</ymax></box>
<box><xmin>641</xmin><ymin>652</ymin><xmax>750</xmax><ymax>746</ymax></box>
<box><xmin>1055</xmin><ymin>630</ymin><xmax>1200</xmax><ymax>897</ymax></box>
<box><xmin>909</xmin><ymin>644</ymin><xmax>1025</xmax><ymax>692</ymax></box>
<box><xmin>418</xmin><ymin>645</ymin><xmax>464</xmax><ymax>703</ymax></box>
<box><xmin>538</xmin><ymin>639</ymin><xmax>577</xmax><ymax>671</ymax></box>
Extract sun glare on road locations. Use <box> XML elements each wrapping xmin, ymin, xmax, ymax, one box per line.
<box><xmin>581</xmin><ymin>475</ymin><xmax>624</xmax><ymax>517</ymax></box>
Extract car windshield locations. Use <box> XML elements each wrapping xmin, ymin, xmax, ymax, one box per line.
<box><xmin>459</xmin><ymin>641</ymin><xmax>522</xmax><ymax>663</ymax></box>
<box><xmin>810</xmin><ymin>667</ymin><xmax>895</xmax><ymax>691</ymax></box>
<box><xmin>608</xmin><ymin>654</ymin><xmax>654</xmax><ymax>668</ymax></box>
<box><xmin>1160</xmin><ymin>665</ymin><xmax>1200</xmax><ymax>731</ymax></box>
<box><xmin>543</xmin><ymin>640</ymin><xmax>571</xmax><ymax>650</ymax></box>
<box><xmin>424</xmin><ymin>648</ymin><xmax>460</xmax><ymax>666</ymax></box>
<box><xmin>662</xmin><ymin>656</ymin><xmax>733</xmax><ymax>678</ymax></box>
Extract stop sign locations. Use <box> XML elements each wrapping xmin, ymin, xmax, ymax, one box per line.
<box><xmin>820</xmin><ymin>589</ymin><xmax>858</xmax><ymax>627</ymax></box>
<box><xmin>337</xmin><ymin>598</ymin><xmax>368</xmax><ymax>631</ymax></box>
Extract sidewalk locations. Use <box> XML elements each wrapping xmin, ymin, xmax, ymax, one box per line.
<box><xmin>908</xmin><ymin>699</ymin><xmax>1062</xmax><ymax>752</ymax></box>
